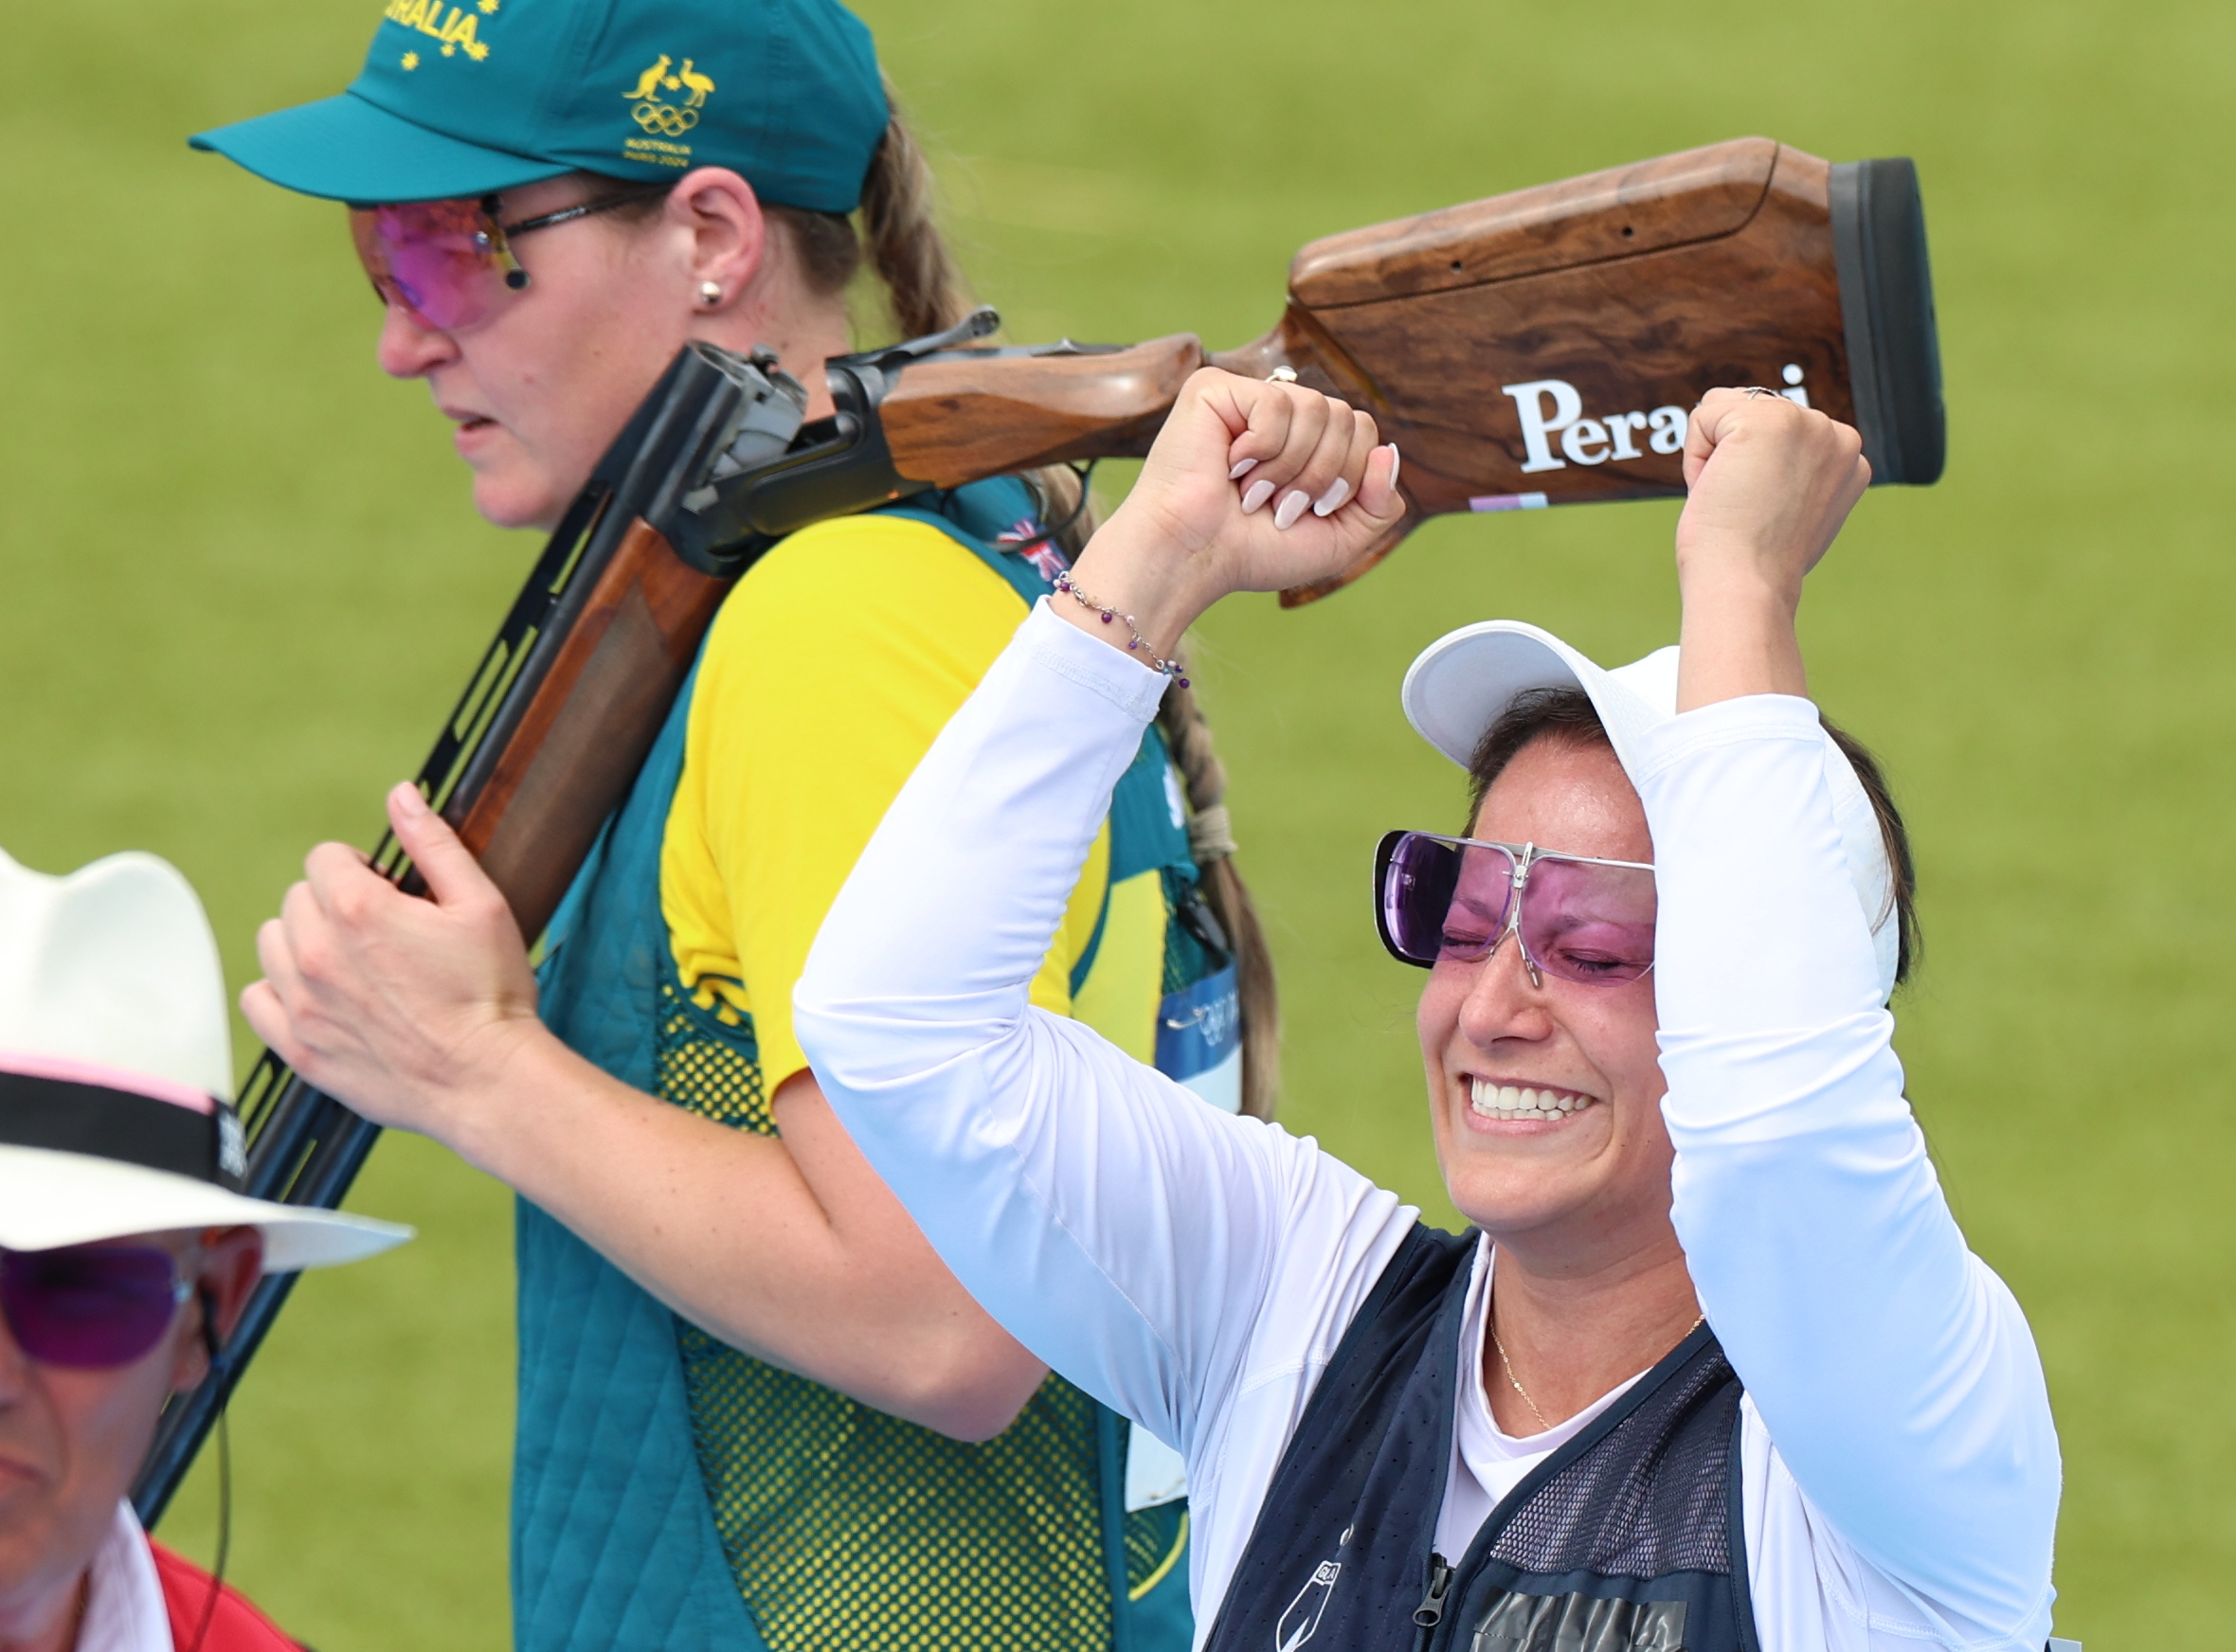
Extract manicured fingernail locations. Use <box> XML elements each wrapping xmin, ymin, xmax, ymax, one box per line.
<box><xmin>1387</xmin><ymin>445</ymin><xmax>1402</xmax><ymax>488</ymax></box>
<box><xmin>1241</xmin><ymin>478</ymin><xmax>1276</xmax><ymax>513</ymax></box>
<box><xmin>395</xmin><ymin>783</ymin><xmax>428</xmax><ymax>816</ymax></box>
<box><xmin>1312</xmin><ymin>476</ymin><xmax>1352</xmax><ymax>517</ymax></box>
<box><xmin>1229</xmin><ymin>457</ymin><xmax>1258</xmax><ymax>480</ymax></box>
<box><xmin>1273</xmin><ymin>489</ymin><xmax>1310</xmax><ymax>530</ymax></box>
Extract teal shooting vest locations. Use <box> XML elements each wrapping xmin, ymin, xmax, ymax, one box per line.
<box><xmin>516</xmin><ymin>477</ymin><xmax>1221</xmax><ymax>1652</ymax></box>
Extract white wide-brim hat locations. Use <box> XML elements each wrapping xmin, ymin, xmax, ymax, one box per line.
<box><xmin>1400</xmin><ymin>621</ymin><xmax>1901</xmax><ymax>1000</ymax></box>
<box><xmin>0</xmin><ymin>847</ymin><xmax>409</xmax><ymax>1270</ymax></box>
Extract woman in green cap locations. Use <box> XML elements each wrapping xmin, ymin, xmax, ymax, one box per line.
<box><xmin>195</xmin><ymin>1</ymin><xmax>1272</xmax><ymax>1647</ymax></box>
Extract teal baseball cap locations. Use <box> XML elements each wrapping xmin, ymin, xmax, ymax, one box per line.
<box><xmin>190</xmin><ymin>0</ymin><xmax>888</xmax><ymax>212</ymax></box>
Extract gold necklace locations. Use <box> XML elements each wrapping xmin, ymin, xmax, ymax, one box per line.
<box><xmin>1488</xmin><ymin>1311</ymin><xmax>1707</xmax><ymax>1435</ymax></box>
<box><xmin>1488</xmin><ymin>1320</ymin><xmax>1550</xmax><ymax>1432</ymax></box>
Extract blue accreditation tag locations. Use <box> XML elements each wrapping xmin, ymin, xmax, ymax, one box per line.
<box><xmin>1155</xmin><ymin>963</ymin><xmax>1242</xmax><ymax>1113</ymax></box>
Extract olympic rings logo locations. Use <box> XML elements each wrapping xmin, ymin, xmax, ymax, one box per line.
<box><xmin>632</xmin><ymin>102</ymin><xmax>699</xmax><ymax>136</ymax></box>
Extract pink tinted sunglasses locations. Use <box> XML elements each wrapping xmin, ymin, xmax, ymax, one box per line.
<box><xmin>348</xmin><ymin>185</ymin><xmax>670</xmax><ymax>332</ymax></box>
<box><xmin>1375</xmin><ymin>830</ymin><xmax>1657</xmax><ymax>988</ymax></box>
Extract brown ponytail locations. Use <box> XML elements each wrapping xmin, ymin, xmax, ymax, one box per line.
<box><xmin>854</xmin><ymin>77</ymin><xmax>976</xmax><ymax>339</ymax></box>
<box><xmin>640</xmin><ymin>72</ymin><xmax>974</xmax><ymax>334</ymax></box>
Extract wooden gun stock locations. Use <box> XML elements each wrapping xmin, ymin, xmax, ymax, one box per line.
<box><xmin>874</xmin><ymin>137</ymin><xmax>1942</xmax><ymax>602</ymax></box>
<box><xmin>876</xmin><ymin>336</ymin><xmax>1209</xmax><ymax>484</ymax></box>
<box><xmin>452</xmin><ymin>518</ymin><xmax>724</xmax><ymax>937</ymax></box>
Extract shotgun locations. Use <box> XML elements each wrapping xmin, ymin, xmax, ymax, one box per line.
<box><xmin>135</xmin><ymin>135</ymin><xmax>1940</xmax><ymax>1522</ymax></box>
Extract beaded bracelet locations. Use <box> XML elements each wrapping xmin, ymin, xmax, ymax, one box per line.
<box><xmin>1052</xmin><ymin>571</ymin><xmax>1189</xmax><ymax>687</ymax></box>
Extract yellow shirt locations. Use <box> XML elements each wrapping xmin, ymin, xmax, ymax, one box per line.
<box><xmin>659</xmin><ymin>511</ymin><xmax>1155</xmax><ymax>1095</ymax></box>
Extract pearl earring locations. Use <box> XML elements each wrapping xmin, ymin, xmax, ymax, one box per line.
<box><xmin>699</xmin><ymin>280</ymin><xmax>722</xmax><ymax>306</ymax></box>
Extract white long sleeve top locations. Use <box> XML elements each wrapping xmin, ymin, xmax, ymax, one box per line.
<box><xmin>796</xmin><ymin>602</ymin><xmax>2062</xmax><ymax>1652</ymax></box>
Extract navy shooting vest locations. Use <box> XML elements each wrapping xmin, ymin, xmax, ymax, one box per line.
<box><xmin>1202</xmin><ymin>1226</ymin><xmax>1758</xmax><ymax>1652</ymax></box>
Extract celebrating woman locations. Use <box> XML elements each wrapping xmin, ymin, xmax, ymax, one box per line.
<box><xmin>202</xmin><ymin>0</ymin><xmax>1259</xmax><ymax>1645</ymax></box>
<box><xmin>792</xmin><ymin>373</ymin><xmax>2064</xmax><ymax>1650</ymax></box>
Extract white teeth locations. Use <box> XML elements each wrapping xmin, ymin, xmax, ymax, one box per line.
<box><xmin>1469</xmin><ymin>1078</ymin><xmax>1597</xmax><ymax>1121</ymax></box>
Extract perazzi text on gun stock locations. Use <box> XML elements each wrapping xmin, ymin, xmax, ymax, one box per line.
<box><xmin>135</xmin><ymin>135</ymin><xmax>1943</xmax><ymax>1521</ymax></box>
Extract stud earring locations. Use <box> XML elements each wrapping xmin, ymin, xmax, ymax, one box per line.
<box><xmin>699</xmin><ymin>280</ymin><xmax>722</xmax><ymax>306</ymax></box>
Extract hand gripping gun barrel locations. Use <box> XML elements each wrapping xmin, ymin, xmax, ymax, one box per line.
<box><xmin>133</xmin><ymin>135</ymin><xmax>1942</xmax><ymax>1522</ymax></box>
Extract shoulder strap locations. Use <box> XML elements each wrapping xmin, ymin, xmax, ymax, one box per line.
<box><xmin>1283</xmin><ymin>1225</ymin><xmax>1477</xmax><ymax>1462</ymax></box>
<box><xmin>1201</xmin><ymin>1225</ymin><xmax>1475</xmax><ymax>1651</ymax></box>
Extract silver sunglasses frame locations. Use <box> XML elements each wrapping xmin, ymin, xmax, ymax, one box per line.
<box><xmin>1377</xmin><ymin>830</ymin><xmax>1657</xmax><ymax>988</ymax></box>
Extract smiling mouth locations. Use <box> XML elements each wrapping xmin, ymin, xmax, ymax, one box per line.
<box><xmin>1469</xmin><ymin>1078</ymin><xmax>1600</xmax><ymax>1122</ymax></box>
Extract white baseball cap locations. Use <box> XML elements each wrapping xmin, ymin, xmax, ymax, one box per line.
<box><xmin>0</xmin><ymin>846</ymin><xmax>410</xmax><ymax>1270</ymax></box>
<box><xmin>1399</xmin><ymin>620</ymin><xmax>1901</xmax><ymax>1000</ymax></box>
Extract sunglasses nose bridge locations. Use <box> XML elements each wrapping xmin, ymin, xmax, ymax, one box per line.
<box><xmin>1505</xmin><ymin>845</ymin><xmax>1547</xmax><ymax>988</ymax></box>
<box><xmin>1506</xmin><ymin>921</ymin><xmax>1546</xmax><ymax>991</ymax></box>
<box><xmin>1462</xmin><ymin>915</ymin><xmax>1545</xmax><ymax>1004</ymax></box>
<box><xmin>1474</xmin><ymin>873</ymin><xmax>1542</xmax><ymax>991</ymax></box>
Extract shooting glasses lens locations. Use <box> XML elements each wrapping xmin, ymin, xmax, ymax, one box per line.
<box><xmin>1374</xmin><ymin>830</ymin><xmax>1657</xmax><ymax>986</ymax></box>
<box><xmin>0</xmin><ymin>1245</ymin><xmax>189</xmax><ymax>1370</ymax></box>
<box><xmin>349</xmin><ymin>196</ymin><xmax>527</xmax><ymax>333</ymax></box>
<box><xmin>349</xmin><ymin>187</ymin><xmax>675</xmax><ymax>332</ymax></box>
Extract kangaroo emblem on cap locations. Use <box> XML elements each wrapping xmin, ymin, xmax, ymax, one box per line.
<box><xmin>622</xmin><ymin>55</ymin><xmax>672</xmax><ymax>101</ymax></box>
<box><xmin>624</xmin><ymin>52</ymin><xmax>708</xmax><ymax>139</ymax></box>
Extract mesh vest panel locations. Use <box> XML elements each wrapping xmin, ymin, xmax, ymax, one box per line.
<box><xmin>656</xmin><ymin>973</ymin><xmax>1124</xmax><ymax>1652</ymax></box>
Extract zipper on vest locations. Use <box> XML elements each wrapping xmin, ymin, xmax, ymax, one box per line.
<box><xmin>1412</xmin><ymin>1553</ymin><xmax>1454</xmax><ymax>1643</ymax></box>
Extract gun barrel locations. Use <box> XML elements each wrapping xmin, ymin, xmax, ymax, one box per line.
<box><xmin>132</xmin><ymin>344</ymin><xmax>780</xmax><ymax>1524</ymax></box>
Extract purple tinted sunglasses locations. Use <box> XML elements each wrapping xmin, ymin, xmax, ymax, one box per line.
<box><xmin>1374</xmin><ymin>830</ymin><xmax>1657</xmax><ymax>987</ymax></box>
<box><xmin>1</xmin><ymin>1245</ymin><xmax>189</xmax><ymax>1370</ymax></box>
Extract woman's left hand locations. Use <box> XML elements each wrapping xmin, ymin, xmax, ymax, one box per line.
<box><xmin>240</xmin><ymin>782</ymin><xmax>547</xmax><ymax>1158</ymax></box>
<box><xmin>1059</xmin><ymin>368</ymin><xmax>1407</xmax><ymax>656</ymax></box>
<box><xmin>1676</xmin><ymin>386</ymin><xmax>1870</xmax><ymax>601</ymax></box>
<box><xmin>1671</xmin><ymin>387</ymin><xmax>1871</xmax><ymax>710</ymax></box>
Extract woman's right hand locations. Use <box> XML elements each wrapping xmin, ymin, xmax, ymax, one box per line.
<box><xmin>1058</xmin><ymin>368</ymin><xmax>1406</xmax><ymax>658</ymax></box>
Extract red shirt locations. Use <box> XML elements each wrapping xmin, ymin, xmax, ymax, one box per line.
<box><xmin>147</xmin><ymin>1542</ymin><xmax>300</xmax><ymax>1652</ymax></box>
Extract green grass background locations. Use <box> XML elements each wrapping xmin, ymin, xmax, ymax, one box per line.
<box><xmin>2</xmin><ymin>0</ymin><xmax>2227</xmax><ymax>1644</ymax></box>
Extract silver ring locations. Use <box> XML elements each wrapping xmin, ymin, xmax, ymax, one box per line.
<box><xmin>1740</xmin><ymin>386</ymin><xmax>1775</xmax><ymax>399</ymax></box>
<box><xmin>1268</xmin><ymin>366</ymin><xmax>1299</xmax><ymax>385</ymax></box>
